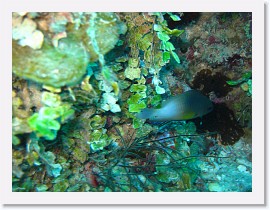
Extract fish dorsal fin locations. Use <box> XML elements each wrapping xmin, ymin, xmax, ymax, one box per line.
<box><xmin>161</xmin><ymin>97</ymin><xmax>173</xmax><ymax>108</ymax></box>
<box><xmin>161</xmin><ymin>92</ymin><xmax>186</xmax><ymax>107</ymax></box>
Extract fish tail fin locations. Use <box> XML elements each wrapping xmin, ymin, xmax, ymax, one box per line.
<box><xmin>136</xmin><ymin>108</ymin><xmax>155</xmax><ymax>120</ymax></box>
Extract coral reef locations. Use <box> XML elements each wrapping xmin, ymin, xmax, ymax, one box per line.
<box><xmin>12</xmin><ymin>12</ymin><xmax>252</xmax><ymax>192</ymax></box>
<box><xmin>12</xmin><ymin>12</ymin><xmax>126</xmax><ymax>87</ymax></box>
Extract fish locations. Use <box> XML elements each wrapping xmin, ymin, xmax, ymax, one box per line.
<box><xmin>137</xmin><ymin>90</ymin><xmax>213</xmax><ymax>121</ymax></box>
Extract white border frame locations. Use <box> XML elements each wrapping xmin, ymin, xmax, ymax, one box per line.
<box><xmin>0</xmin><ymin>0</ymin><xmax>264</xmax><ymax>205</ymax></box>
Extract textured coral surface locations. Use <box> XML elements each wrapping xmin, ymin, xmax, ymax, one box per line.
<box><xmin>12</xmin><ymin>12</ymin><xmax>252</xmax><ymax>192</ymax></box>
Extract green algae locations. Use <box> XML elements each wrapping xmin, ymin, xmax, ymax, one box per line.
<box><xmin>89</xmin><ymin>115</ymin><xmax>106</xmax><ymax>130</ymax></box>
<box><xmin>53</xmin><ymin>180</ymin><xmax>69</xmax><ymax>192</ymax></box>
<box><xmin>27</xmin><ymin>92</ymin><xmax>74</xmax><ymax>140</ymax></box>
<box><xmin>128</xmin><ymin>102</ymin><xmax>146</xmax><ymax>113</ymax></box>
<box><xmin>88</xmin><ymin>129</ymin><xmax>110</xmax><ymax>152</ymax></box>
<box><xmin>132</xmin><ymin>118</ymin><xmax>144</xmax><ymax>129</ymax></box>
<box><xmin>28</xmin><ymin>113</ymin><xmax>60</xmax><ymax>140</ymax></box>
<box><xmin>127</xmin><ymin>91</ymin><xmax>147</xmax><ymax>113</ymax></box>
<box><xmin>226</xmin><ymin>72</ymin><xmax>252</xmax><ymax>86</ymax></box>
<box><xmin>100</xmin><ymin>92</ymin><xmax>121</xmax><ymax>113</ymax></box>
<box><xmin>150</xmin><ymin>94</ymin><xmax>162</xmax><ymax>107</ymax></box>
<box><xmin>127</xmin><ymin>93</ymin><xmax>146</xmax><ymax>104</ymax></box>
<box><xmin>124</xmin><ymin>67</ymin><xmax>141</xmax><ymax>80</ymax></box>
<box><xmin>127</xmin><ymin>85</ymin><xmax>147</xmax><ymax>114</ymax></box>
<box><xmin>130</xmin><ymin>84</ymin><xmax>147</xmax><ymax>93</ymax></box>
<box><xmin>73</xmin><ymin>147</ymin><xmax>88</xmax><ymax>163</ymax></box>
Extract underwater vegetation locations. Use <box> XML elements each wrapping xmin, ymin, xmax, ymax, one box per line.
<box><xmin>12</xmin><ymin>12</ymin><xmax>252</xmax><ymax>192</ymax></box>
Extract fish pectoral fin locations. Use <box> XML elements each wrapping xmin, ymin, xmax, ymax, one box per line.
<box><xmin>181</xmin><ymin>111</ymin><xmax>197</xmax><ymax>120</ymax></box>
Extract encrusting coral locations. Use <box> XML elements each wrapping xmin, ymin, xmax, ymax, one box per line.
<box><xmin>12</xmin><ymin>12</ymin><xmax>252</xmax><ymax>192</ymax></box>
<box><xmin>12</xmin><ymin>12</ymin><xmax>126</xmax><ymax>88</ymax></box>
